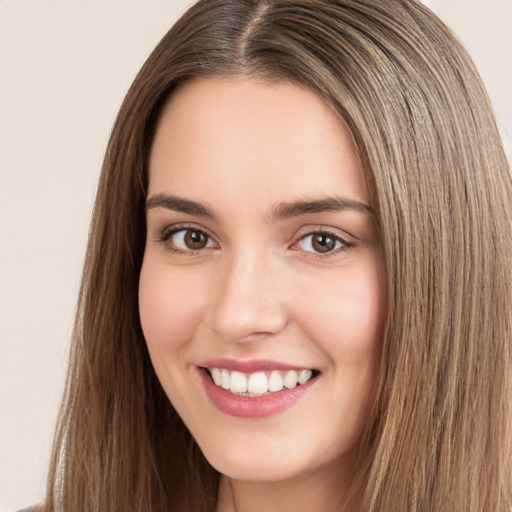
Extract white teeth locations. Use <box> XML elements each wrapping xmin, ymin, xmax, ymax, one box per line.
<box><xmin>221</xmin><ymin>369</ymin><xmax>230</xmax><ymax>389</ymax></box>
<box><xmin>268</xmin><ymin>370</ymin><xmax>284</xmax><ymax>392</ymax></box>
<box><xmin>211</xmin><ymin>367</ymin><xmax>222</xmax><ymax>386</ymax></box>
<box><xmin>283</xmin><ymin>370</ymin><xmax>298</xmax><ymax>389</ymax></box>
<box><xmin>230</xmin><ymin>371</ymin><xmax>248</xmax><ymax>393</ymax></box>
<box><xmin>298</xmin><ymin>369</ymin><xmax>313</xmax><ymax>385</ymax></box>
<box><xmin>207</xmin><ymin>367</ymin><xmax>315</xmax><ymax>395</ymax></box>
<box><xmin>248</xmin><ymin>372</ymin><xmax>269</xmax><ymax>394</ymax></box>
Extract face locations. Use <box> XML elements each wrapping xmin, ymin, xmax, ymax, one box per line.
<box><xmin>139</xmin><ymin>76</ymin><xmax>386</xmax><ymax>484</ymax></box>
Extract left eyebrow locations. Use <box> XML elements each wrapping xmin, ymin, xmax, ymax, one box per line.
<box><xmin>269</xmin><ymin>196</ymin><xmax>373</xmax><ymax>222</ymax></box>
<box><xmin>146</xmin><ymin>193</ymin><xmax>216</xmax><ymax>218</ymax></box>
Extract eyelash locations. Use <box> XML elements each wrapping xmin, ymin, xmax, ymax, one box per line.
<box><xmin>157</xmin><ymin>224</ymin><xmax>353</xmax><ymax>259</ymax></box>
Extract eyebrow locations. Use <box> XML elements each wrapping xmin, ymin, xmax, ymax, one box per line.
<box><xmin>269</xmin><ymin>196</ymin><xmax>373</xmax><ymax>221</ymax></box>
<box><xmin>146</xmin><ymin>193</ymin><xmax>215</xmax><ymax>217</ymax></box>
<box><xmin>145</xmin><ymin>193</ymin><xmax>372</xmax><ymax>221</ymax></box>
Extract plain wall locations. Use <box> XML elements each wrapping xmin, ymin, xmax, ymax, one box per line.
<box><xmin>1</xmin><ymin>1</ymin><xmax>510</xmax><ymax>510</ymax></box>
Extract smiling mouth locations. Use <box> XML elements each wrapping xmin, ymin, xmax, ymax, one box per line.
<box><xmin>202</xmin><ymin>367</ymin><xmax>319</xmax><ymax>397</ymax></box>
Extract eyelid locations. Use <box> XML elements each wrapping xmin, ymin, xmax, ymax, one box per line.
<box><xmin>293</xmin><ymin>225</ymin><xmax>354</xmax><ymax>243</ymax></box>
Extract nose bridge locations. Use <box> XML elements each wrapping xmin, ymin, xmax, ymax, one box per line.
<box><xmin>209</xmin><ymin>244</ymin><xmax>287</xmax><ymax>342</ymax></box>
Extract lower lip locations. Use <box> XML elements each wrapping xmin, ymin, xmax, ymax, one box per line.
<box><xmin>199</xmin><ymin>369</ymin><xmax>317</xmax><ymax>418</ymax></box>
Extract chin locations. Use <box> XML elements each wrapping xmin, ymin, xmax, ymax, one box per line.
<box><xmin>206</xmin><ymin>453</ymin><xmax>305</xmax><ymax>483</ymax></box>
<box><xmin>196</xmin><ymin>429</ymin><xmax>344</xmax><ymax>484</ymax></box>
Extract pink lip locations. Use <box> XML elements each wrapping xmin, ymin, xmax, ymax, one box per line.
<box><xmin>198</xmin><ymin>366</ymin><xmax>318</xmax><ymax>418</ymax></box>
<box><xmin>199</xmin><ymin>358</ymin><xmax>312</xmax><ymax>373</ymax></box>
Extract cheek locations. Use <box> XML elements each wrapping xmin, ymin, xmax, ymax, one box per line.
<box><xmin>303</xmin><ymin>263</ymin><xmax>385</xmax><ymax>432</ymax></box>
<box><xmin>295</xmin><ymin>262</ymin><xmax>385</xmax><ymax>365</ymax></box>
<box><xmin>138</xmin><ymin>261</ymin><xmax>206</xmax><ymax>357</ymax></box>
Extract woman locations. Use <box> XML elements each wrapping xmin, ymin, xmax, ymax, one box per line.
<box><xmin>39</xmin><ymin>0</ymin><xmax>512</xmax><ymax>511</ymax></box>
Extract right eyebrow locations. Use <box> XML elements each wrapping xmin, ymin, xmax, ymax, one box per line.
<box><xmin>145</xmin><ymin>193</ymin><xmax>216</xmax><ymax>218</ymax></box>
<box><xmin>269</xmin><ymin>196</ymin><xmax>372</xmax><ymax>222</ymax></box>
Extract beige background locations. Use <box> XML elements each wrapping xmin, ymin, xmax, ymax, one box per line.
<box><xmin>1</xmin><ymin>1</ymin><xmax>511</xmax><ymax>510</ymax></box>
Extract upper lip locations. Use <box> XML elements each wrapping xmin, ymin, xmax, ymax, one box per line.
<box><xmin>199</xmin><ymin>358</ymin><xmax>317</xmax><ymax>373</ymax></box>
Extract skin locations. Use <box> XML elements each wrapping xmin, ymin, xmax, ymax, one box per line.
<box><xmin>139</xmin><ymin>76</ymin><xmax>386</xmax><ymax>512</ymax></box>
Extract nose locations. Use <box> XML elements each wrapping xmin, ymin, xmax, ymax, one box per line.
<box><xmin>208</xmin><ymin>249</ymin><xmax>288</xmax><ymax>343</ymax></box>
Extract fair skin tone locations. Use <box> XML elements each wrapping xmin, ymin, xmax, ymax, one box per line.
<box><xmin>139</xmin><ymin>76</ymin><xmax>386</xmax><ymax>512</ymax></box>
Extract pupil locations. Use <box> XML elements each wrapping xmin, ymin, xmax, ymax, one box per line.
<box><xmin>313</xmin><ymin>234</ymin><xmax>335</xmax><ymax>253</ymax></box>
<box><xmin>185</xmin><ymin>230</ymin><xmax>207</xmax><ymax>249</ymax></box>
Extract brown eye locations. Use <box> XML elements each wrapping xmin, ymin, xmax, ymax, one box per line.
<box><xmin>166</xmin><ymin>228</ymin><xmax>214</xmax><ymax>252</ymax></box>
<box><xmin>312</xmin><ymin>233</ymin><xmax>336</xmax><ymax>253</ymax></box>
<box><xmin>184</xmin><ymin>229</ymin><xmax>208</xmax><ymax>250</ymax></box>
<box><xmin>297</xmin><ymin>232</ymin><xmax>344</xmax><ymax>254</ymax></box>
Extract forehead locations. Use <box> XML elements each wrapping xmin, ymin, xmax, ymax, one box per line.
<box><xmin>148</xmin><ymin>76</ymin><xmax>367</xmax><ymax>209</ymax></box>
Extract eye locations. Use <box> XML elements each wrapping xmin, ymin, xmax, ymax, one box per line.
<box><xmin>297</xmin><ymin>232</ymin><xmax>346</xmax><ymax>254</ymax></box>
<box><xmin>164</xmin><ymin>227</ymin><xmax>216</xmax><ymax>252</ymax></box>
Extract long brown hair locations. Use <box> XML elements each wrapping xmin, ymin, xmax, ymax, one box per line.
<box><xmin>42</xmin><ymin>1</ymin><xmax>512</xmax><ymax>511</ymax></box>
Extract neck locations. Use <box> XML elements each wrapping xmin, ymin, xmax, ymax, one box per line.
<box><xmin>215</xmin><ymin>454</ymin><xmax>360</xmax><ymax>512</ymax></box>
